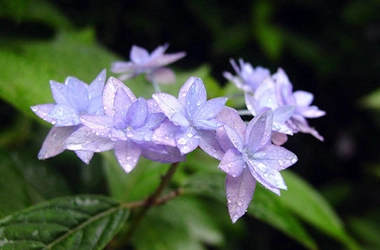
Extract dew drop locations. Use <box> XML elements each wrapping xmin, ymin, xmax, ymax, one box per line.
<box><xmin>291</xmin><ymin>157</ymin><xmax>297</xmax><ymax>164</ymax></box>
<box><xmin>51</xmin><ymin>120</ymin><xmax>57</xmax><ymax>125</ymax></box>
<box><xmin>237</xmin><ymin>200</ymin><xmax>243</xmax><ymax>207</ymax></box>
<box><xmin>187</xmin><ymin>133</ymin><xmax>194</xmax><ymax>138</ymax></box>
<box><xmin>31</xmin><ymin>106</ymin><xmax>39</xmax><ymax>112</ymax></box>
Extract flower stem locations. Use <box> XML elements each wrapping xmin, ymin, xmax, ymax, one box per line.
<box><xmin>123</xmin><ymin>162</ymin><xmax>180</xmax><ymax>241</ymax></box>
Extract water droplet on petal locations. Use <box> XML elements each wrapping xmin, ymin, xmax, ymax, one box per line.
<box><xmin>237</xmin><ymin>200</ymin><xmax>243</xmax><ymax>206</ymax></box>
<box><xmin>51</xmin><ymin>120</ymin><xmax>57</xmax><ymax>125</ymax></box>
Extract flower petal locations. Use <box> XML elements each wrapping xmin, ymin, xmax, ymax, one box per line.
<box><xmin>130</xmin><ymin>45</ymin><xmax>150</xmax><ymax>64</ymax></box>
<box><xmin>103</xmin><ymin>77</ymin><xmax>136</xmax><ymax>117</ymax></box>
<box><xmin>31</xmin><ymin>104</ymin><xmax>55</xmax><ymax>124</ymax></box>
<box><xmin>75</xmin><ymin>151</ymin><xmax>94</xmax><ymax>164</ymax></box>
<box><xmin>246</xmin><ymin>111</ymin><xmax>273</xmax><ymax>152</ymax></box>
<box><xmin>219</xmin><ymin>148</ymin><xmax>245</xmax><ymax>177</ymax></box>
<box><xmin>48</xmin><ymin>104</ymin><xmax>80</xmax><ymax>126</ymax></box>
<box><xmin>65</xmin><ymin>126</ymin><xmax>114</xmax><ymax>152</ymax></box>
<box><xmin>193</xmin><ymin>97</ymin><xmax>227</xmax><ymax>121</ymax></box>
<box><xmin>226</xmin><ymin>167</ymin><xmax>256</xmax><ymax>223</ymax></box>
<box><xmin>66</xmin><ymin>77</ymin><xmax>89</xmax><ymax>112</ymax></box>
<box><xmin>148</xmin><ymin>67</ymin><xmax>176</xmax><ymax>84</ymax></box>
<box><xmin>152</xmin><ymin>92</ymin><xmax>186</xmax><ymax>120</ymax></box>
<box><xmin>114</xmin><ymin>140</ymin><xmax>142</xmax><ymax>173</ymax></box>
<box><xmin>184</xmin><ymin>78</ymin><xmax>207</xmax><ymax>118</ymax></box>
<box><xmin>125</xmin><ymin>97</ymin><xmax>148</xmax><ymax>128</ymax></box>
<box><xmin>198</xmin><ymin>130</ymin><xmax>225</xmax><ymax>160</ymax></box>
<box><xmin>175</xmin><ymin>127</ymin><xmax>200</xmax><ymax>155</ymax></box>
<box><xmin>38</xmin><ymin>126</ymin><xmax>79</xmax><ymax>159</ymax></box>
<box><xmin>50</xmin><ymin>80</ymin><xmax>69</xmax><ymax>105</ymax></box>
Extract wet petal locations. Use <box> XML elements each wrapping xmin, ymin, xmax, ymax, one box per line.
<box><xmin>219</xmin><ymin>148</ymin><xmax>244</xmax><ymax>177</ymax></box>
<box><xmin>114</xmin><ymin>140</ymin><xmax>142</xmax><ymax>173</ymax></box>
<box><xmin>175</xmin><ymin>127</ymin><xmax>200</xmax><ymax>155</ymax></box>
<box><xmin>246</xmin><ymin>111</ymin><xmax>273</xmax><ymax>152</ymax></box>
<box><xmin>193</xmin><ymin>97</ymin><xmax>227</xmax><ymax>121</ymax></box>
<box><xmin>130</xmin><ymin>45</ymin><xmax>150</xmax><ymax>64</ymax></box>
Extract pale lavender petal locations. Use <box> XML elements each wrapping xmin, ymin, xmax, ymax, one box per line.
<box><xmin>152</xmin><ymin>93</ymin><xmax>186</xmax><ymax>119</ymax></box>
<box><xmin>297</xmin><ymin>106</ymin><xmax>326</xmax><ymax>118</ymax></box>
<box><xmin>111</xmin><ymin>61</ymin><xmax>134</xmax><ymax>73</ymax></box>
<box><xmin>50</xmin><ymin>80</ymin><xmax>69</xmax><ymax>105</ymax></box>
<box><xmin>193</xmin><ymin>97</ymin><xmax>228</xmax><ymax>121</ymax></box>
<box><xmin>88</xmin><ymin>69</ymin><xmax>106</xmax><ymax>100</ymax></box>
<box><xmin>226</xmin><ymin>167</ymin><xmax>256</xmax><ymax>223</ymax></box>
<box><xmin>271</xmin><ymin>131</ymin><xmax>288</xmax><ymax>146</ymax></box>
<box><xmin>130</xmin><ymin>45</ymin><xmax>150</xmax><ymax>64</ymax></box>
<box><xmin>223</xmin><ymin>125</ymin><xmax>244</xmax><ymax>152</ymax></box>
<box><xmin>31</xmin><ymin>104</ymin><xmax>55</xmax><ymax>124</ymax></box>
<box><xmin>117</xmin><ymin>72</ymin><xmax>136</xmax><ymax>81</ymax></box>
<box><xmin>216</xmin><ymin>107</ymin><xmax>246</xmax><ymax>139</ymax></box>
<box><xmin>178</xmin><ymin>76</ymin><xmax>198</xmax><ymax>104</ymax></box>
<box><xmin>193</xmin><ymin>119</ymin><xmax>223</xmax><ymax>130</ymax></box>
<box><xmin>80</xmin><ymin>114</ymin><xmax>113</xmax><ymax>136</ymax></box>
<box><xmin>75</xmin><ymin>151</ymin><xmax>94</xmax><ymax>164</ymax></box>
<box><xmin>128</xmin><ymin>127</ymin><xmax>153</xmax><ymax>142</ymax></box>
<box><xmin>103</xmin><ymin>77</ymin><xmax>136</xmax><ymax>117</ymax></box>
<box><xmin>142</xmin><ymin>145</ymin><xmax>185</xmax><ymax>163</ymax></box>
<box><xmin>114</xmin><ymin>140</ymin><xmax>142</xmax><ymax>173</ymax></box>
<box><xmin>252</xmin><ymin>145</ymin><xmax>297</xmax><ymax>170</ymax></box>
<box><xmin>198</xmin><ymin>130</ymin><xmax>225</xmax><ymax>160</ymax></box>
<box><xmin>246</xmin><ymin>111</ymin><xmax>273</xmax><ymax>152</ymax></box>
<box><xmin>293</xmin><ymin>90</ymin><xmax>314</xmax><ymax>107</ymax></box>
<box><xmin>273</xmin><ymin>105</ymin><xmax>295</xmax><ymax>123</ymax></box>
<box><xmin>66</xmin><ymin>77</ymin><xmax>89</xmax><ymax>112</ymax></box>
<box><xmin>125</xmin><ymin>97</ymin><xmax>147</xmax><ymax>128</ymax></box>
<box><xmin>185</xmin><ymin>78</ymin><xmax>207</xmax><ymax>118</ymax></box>
<box><xmin>48</xmin><ymin>104</ymin><xmax>80</xmax><ymax>126</ymax></box>
<box><xmin>38</xmin><ymin>126</ymin><xmax>79</xmax><ymax>159</ymax></box>
<box><xmin>150</xmin><ymin>44</ymin><xmax>168</xmax><ymax>58</ymax></box>
<box><xmin>65</xmin><ymin>126</ymin><xmax>114</xmax><ymax>152</ymax></box>
<box><xmin>148</xmin><ymin>67</ymin><xmax>176</xmax><ymax>84</ymax></box>
<box><xmin>175</xmin><ymin>127</ymin><xmax>200</xmax><ymax>155</ymax></box>
<box><xmin>148</xmin><ymin>52</ymin><xmax>186</xmax><ymax>69</ymax></box>
<box><xmin>152</xmin><ymin>120</ymin><xmax>179</xmax><ymax>147</ymax></box>
<box><xmin>291</xmin><ymin>115</ymin><xmax>324</xmax><ymax>141</ymax></box>
<box><xmin>144</xmin><ymin>113</ymin><xmax>166</xmax><ymax>129</ymax></box>
<box><xmin>147</xmin><ymin>98</ymin><xmax>162</xmax><ymax>113</ymax></box>
<box><xmin>245</xmin><ymin>158</ymin><xmax>287</xmax><ymax>195</ymax></box>
<box><xmin>219</xmin><ymin>148</ymin><xmax>245</xmax><ymax>177</ymax></box>
<box><xmin>244</xmin><ymin>93</ymin><xmax>258</xmax><ymax>116</ymax></box>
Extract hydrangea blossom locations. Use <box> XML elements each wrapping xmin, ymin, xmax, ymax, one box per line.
<box><xmin>223</xmin><ymin>59</ymin><xmax>270</xmax><ymax>93</ymax></box>
<box><xmin>273</xmin><ymin>68</ymin><xmax>326</xmax><ymax>141</ymax></box>
<box><xmin>30</xmin><ymin>70</ymin><xmax>106</xmax><ymax>163</ymax></box>
<box><xmin>152</xmin><ymin>77</ymin><xmax>227</xmax><ymax>156</ymax></box>
<box><xmin>65</xmin><ymin>77</ymin><xmax>185</xmax><ymax>173</ymax></box>
<box><xmin>111</xmin><ymin>44</ymin><xmax>186</xmax><ymax>85</ymax></box>
<box><xmin>216</xmin><ymin>108</ymin><xmax>298</xmax><ymax>223</ymax></box>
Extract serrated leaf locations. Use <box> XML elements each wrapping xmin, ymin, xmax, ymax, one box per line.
<box><xmin>281</xmin><ymin>171</ymin><xmax>359</xmax><ymax>249</ymax></box>
<box><xmin>0</xmin><ymin>195</ymin><xmax>129</xmax><ymax>249</ymax></box>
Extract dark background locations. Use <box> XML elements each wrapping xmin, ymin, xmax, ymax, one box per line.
<box><xmin>1</xmin><ymin>0</ymin><xmax>380</xmax><ymax>249</ymax></box>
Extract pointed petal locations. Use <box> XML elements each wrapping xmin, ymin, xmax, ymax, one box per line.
<box><xmin>103</xmin><ymin>77</ymin><xmax>136</xmax><ymax>117</ymax></box>
<box><xmin>80</xmin><ymin>114</ymin><xmax>113</xmax><ymax>136</ymax></box>
<box><xmin>226</xmin><ymin>168</ymin><xmax>256</xmax><ymax>223</ymax></box>
<box><xmin>114</xmin><ymin>140</ymin><xmax>141</xmax><ymax>173</ymax></box>
<box><xmin>293</xmin><ymin>90</ymin><xmax>314</xmax><ymax>107</ymax></box>
<box><xmin>48</xmin><ymin>104</ymin><xmax>80</xmax><ymax>126</ymax></box>
<box><xmin>245</xmin><ymin>158</ymin><xmax>287</xmax><ymax>195</ymax></box>
<box><xmin>130</xmin><ymin>45</ymin><xmax>150</xmax><ymax>64</ymax></box>
<box><xmin>148</xmin><ymin>67</ymin><xmax>176</xmax><ymax>84</ymax></box>
<box><xmin>65</xmin><ymin>126</ymin><xmax>114</xmax><ymax>152</ymax></box>
<box><xmin>38</xmin><ymin>126</ymin><xmax>79</xmax><ymax>159</ymax></box>
<box><xmin>125</xmin><ymin>98</ymin><xmax>148</xmax><ymax>128</ymax></box>
<box><xmin>253</xmin><ymin>144</ymin><xmax>298</xmax><ymax>170</ymax></box>
<box><xmin>31</xmin><ymin>104</ymin><xmax>55</xmax><ymax>124</ymax></box>
<box><xmin>271</xmin><ymin>131</ymin><xmax>288</xmax><ymax>146</ymax></box>
<box><xmin>152</xmin><ymin>93</ymin><xmax>186</xmax><ymax>120</ymax></box>
<box><xmin>75</xmin><ymin>151</ymin><xmax>94</xmax><ymax>164</ymax></box>
<box><xmin>193</xmin><ymin>97</ymin><xmax>227</xmax><ymax>121</ymax></box>
<box><xmin>273</xmin><ymin>105</ymin><xmax>295</xmax><ymax>123</ymax></box>
<box><xmin>152</xmin><ymin>119</ymin><xmax>179</xmax><ymax>147</ymax></box>
<box><xmin>142</xmin><ymin>145</ymin><xmax>185</xmax><ymax>163</ymax></box>
<box><xmin>66</xmin><ymin>77</ymin><xmax>89</xmax><ymax>112</ymax></box>
<box><xmin>298</xmin><ymin>106</ymin><xmax>326</xmax><ymax>118</ymax></box>
<box><xmin>246</xmin><ymin>111</ymin><xmax>273</xmax><ymax>152</ymax></box>
<box><xmin>194</xmin><ymin>118</ymin><xmax>223</xmax><ymax>130</ymax></box>
<box><xmin>175</xmin><ymin>127</ymin><xmax>200</xmax><ymax>154</ymax></box>
<box><xmin>185</xmin><ymin>78</ymin><xmax>207</xmax><ymax>118</ymax></box>
<box><xmin>88</xmin><ymin>69</ymin><xmax>106</xmax><ymax>100</ymax></box>
<box><xmin>148</xmin><ymin>52</ymin><xmax>186</xmax><ymax>69</ymax></box>
<box><xmin>50</xmin><ymin>80</ymin><xmax>69</xmax><ymax>105</ymax></box>
<box><xmin>223</xmin><ymin>125</ymin><xmax>244</xmax><ymax>152</ymax></box>
<box><xmin>178</xmin><ymin>76</ymin><xmax>198</xmax><ymax>104</ymax></box>
<box><xmin>219</xmin><ymin>148</ymin><xmax>245</xmax><ymax>177</ymax></box>
<box><xmin>198</xmin><ymin>130</ymin><xmax>225</xmax><ymax>160</ymax></box>
<box><xmin>111</xmin><ymin>61</ymin><xmax>134</xmax><ymax>73</ymax></box>
<box><xmin>216</xmin><ymin>107</ymin><xmax>246</xmax><ymax>138</ymax></box>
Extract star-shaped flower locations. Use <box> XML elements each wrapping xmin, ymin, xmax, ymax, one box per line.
<box><xmin>65</xmin><ymin>77</ymin><xmax>184</xmax><ymax>173</ymax></box>
<box><xmin>273</xmin><ymin>68</ymin><xmax>326</xmax><ymax>140</ymax></box>
<box><xmin>30</xmin><ymin>70</ymin><xmax>107</xmax><ymax>163</ymax></box>
<box><xmin>223</xmin><ymin>59</ymin><xmax>270</xmax><ymax>93</ymax></box>
<box><xmin>152</xmin><ymin>77</ymin><xmax>227</xmax><ymax>156</ymax></box>
<box><xmin>216</xmin><ymin>109</ymin><xmax>298</xmax><ymax>223</ymax></box>
<box><xmin>111</xmin><ymin>44</ymin><xmax>186</xmax><ymax>84</ymax></box>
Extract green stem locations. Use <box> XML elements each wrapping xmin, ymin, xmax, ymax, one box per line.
<box><xmin>124</xmin><ymin>162</ymin><xmax>180</xmax><ymax>241</ymax></box>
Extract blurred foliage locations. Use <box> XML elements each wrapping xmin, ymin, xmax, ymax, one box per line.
<box><xmin>0</xmin><ymin>0</ymin><xmax>379</xmax><ymax>249</ymax></box>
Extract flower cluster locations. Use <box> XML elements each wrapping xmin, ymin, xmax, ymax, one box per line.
<box><xmin>32</xmin><ymin>45</ymin><xmax>325</xmax><ymax>223</ymax></box>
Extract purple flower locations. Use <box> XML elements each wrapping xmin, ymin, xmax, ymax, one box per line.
<box><xmin>223</xmin><ymin>59</ymin><xmax>270</xmax><ymax>93</ymax></box>
<box><xmin>111</xmin><ymin>44</ymin><xmax>186</xmax><ymax>84</ymax></box>
<box><xmin>30</xmin><ymin>70</ymin><xmax>107</xmax><ymax>163</ymax></box>
<box><xmin>66</xmin><ymin>77</ymin><xmax>184</xmax><ymax>173</ymax></box>
<box><xmin>152</xmin><ymin>77</ymin><xmax>227</xmax><ymax>156</ymax></box>
<box><xmin>273</xmin><ymin>68</ymin><xmax>326</xmax><ymax>141</ymax></box>
<box><xmin>216</xmin><ymin>109</ymin><xmax>297</xmax><ymax>223</ymax></box>
<box><xmin>244</xmin><ymin>77</ymin><xmax>295</xmax><ymax>145</ymax></box>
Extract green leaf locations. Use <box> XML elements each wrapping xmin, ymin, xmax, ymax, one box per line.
<box><xmin>0</xmin><ymin>29</ymin><xmax>120</xmax><ymax>119</ymax></box>
<box><xmin>281</xmin><ymin>171</ymin><xmax>359</xmax><ymax>249</ymax></box>
<box><xmin>0</xmin><ymin>195</ymin><xmax>129</xmax><ymax>249</ymax></box>
<box><xmin>359</xmin><ymin>87</ymin><xmax>380</xmax><ymax>110</ymax></box>
<box><xmin>249</xmin><ymin>186</ymin><xmax>317</xmax><ymax>250</ymax></box>
<box><xmin>0</xmin><ymin>149</ymin><xmax>71</xmax><ymax>217</ymax></box>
